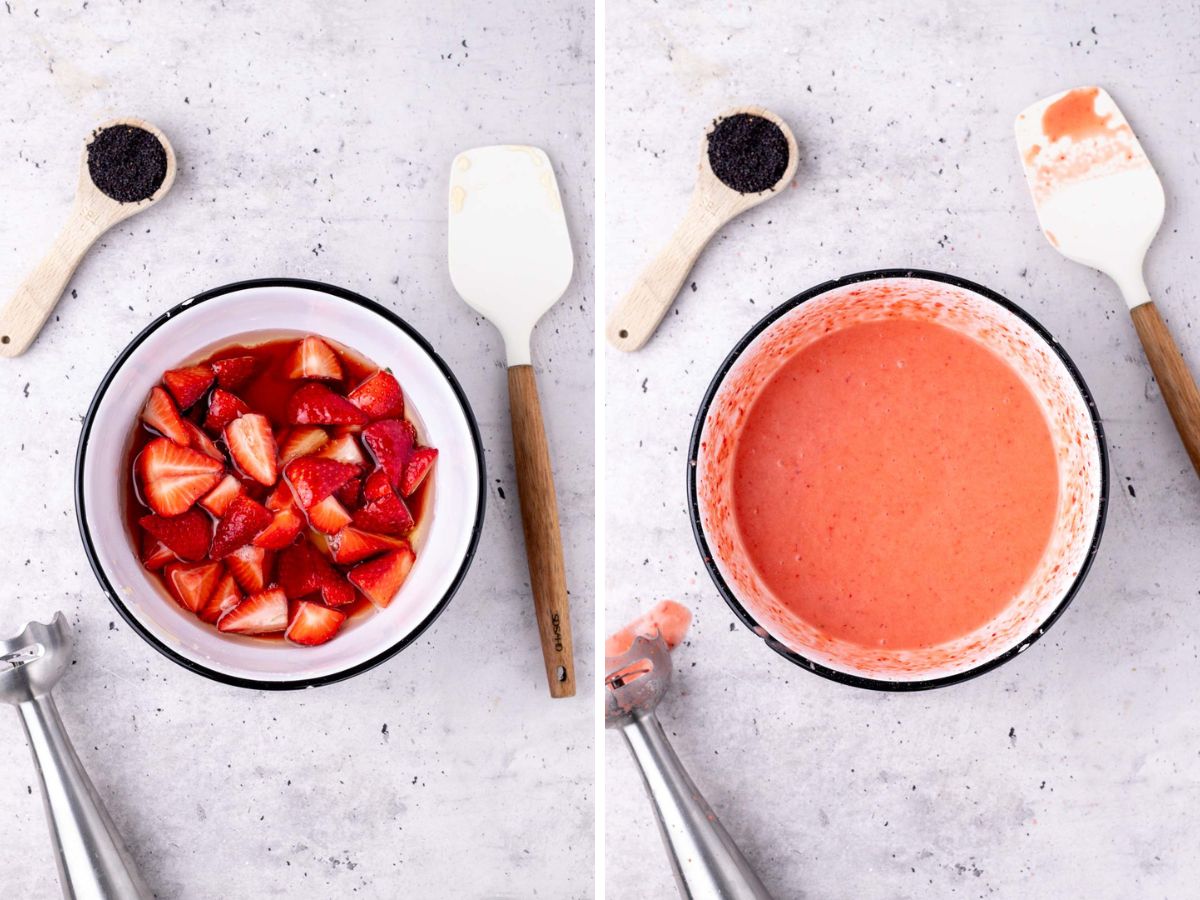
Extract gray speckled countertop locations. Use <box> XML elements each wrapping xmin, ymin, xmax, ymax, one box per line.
<box><xmin>606</xmin><ymin>2</ymin><xmax>1200</xmax><ymax>898</ymax></box>
<box><xmin>0</xmin><ymin>2</ymin><xmax>594</xmax><ymax>897</ymax></box>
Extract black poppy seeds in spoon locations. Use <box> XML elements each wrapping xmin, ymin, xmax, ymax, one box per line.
<box><xmin>706</xmin><ymin>113</ymin><xmax>790</xmax><ymax>194</ymax></box>
<box><xmin>86</xmin><ymin>125</ymin><xmax>168</xmax><ymax>203</ymax></box>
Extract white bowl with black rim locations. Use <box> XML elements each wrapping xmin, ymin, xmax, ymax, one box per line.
<box><xmin>75</xmin><ymin>278</ymin><xmax>486</xmax><ymax>689</ymax></box>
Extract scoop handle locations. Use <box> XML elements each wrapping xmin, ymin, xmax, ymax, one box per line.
<box><xmin>1130</xmin><ymin>301</ymin><xmax>1200</xmax><ymax>476</ymax></box>
<box><xmin>507</xmin><ymin>364</ymin><xmax>576</xmax><ymax>698</ymax></box>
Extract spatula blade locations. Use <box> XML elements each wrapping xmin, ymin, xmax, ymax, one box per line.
<box><xmin>1015</xmin><ymin>86</ymin><xmax>1164</xmax><ymax>302</ymax></box>
<box><xmin>447</xmin><ymin>145</ymin><xmax>573</xmax><ymax>365</ymax></box>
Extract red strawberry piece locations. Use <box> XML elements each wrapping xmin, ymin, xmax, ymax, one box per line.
<box><xmin>286</xmin><ymin>336</ymin><xmax>343</xmax><ymax>381</ymax></box>
<box><xmin>136</xmin><ymin>438</ymin><xmax>224</xmax><ymax>516</ymax></box>
<box><xmin>264</xmin><ymin>481</ymin><xmax>295</xmax><ymax>512</ymax></box>
<box><xmin>141</xmin><ymin>386</ymin><xmax>190</xmax><ymax>446</ymax></box>
<box><xmin>400</xmin><ymin>447</ymin><xmax>438</xmax><ymax>498</ymax></box>
<box><xmin>211</xmin><ymin>494</ymin><xmax>273</xmax><ymax>559</ymax></box>
<box><xmin>277</xmin><ymin>540</ymin><xmax>322</xmax><ymax>598</ymax></box>
<box><xmin>218</xmin><ymin>587</ymin><xmax>288</xmax><ymax>634</ymax></box>
<box><xmin>253</xmin><ymin>501</ymin><xmax>305</xmax><ymax>550</ymax></box>
<box><xmin>139</xmin><ymin>509</ymin><xmax>212</xmax><ymax>562</ymax></box>
<box><xmin>199</xmin><ymin>474</ymin><xmax>244</xmax><ymax>517</ymax></box>
<box><xmin>278</xmin><ymin>426</ymin><xmax>329</xmax><ymax>465</ymax></box>
<box><xmin>285</xmin><ymin>601</ymin><xmax>347</xmax><ymax>646</ymax></box>
<box><xmin>347</xmin><ymin>370</ymin><xmax>404</xmax><ymax>421</ymax></box>
<box><xmin>224</xmin><ymin>413</ymin><xmax>278</xmax><ymax>486</ymax></box>
<box><xmin>140</xmin><ymin>533</ymin><xmax>176</xmax><ymax>571</ymax></box>
<box><xmin>327</xmin><ymin>526</ymin><xmax>411</xmax><ymax>565</ymax></box>
<box><xmin>163</xmin><ymin>365</ymin><xmax>214</xmax><ymax>410</ymax></box>
<box><xmin>319</xmin><ymin>573</ymin><xmax>356</xmax><ymax>608</ymax></box>
<box><xmin>205</xmin><ymin>388</ymin><xmax>250</xmax><ymax>433</ymax></box>
<box><xmin>315</xmin><ymin>433</ymin><xmax>367</xmax><ymax>469</ymax></box>
<box><xmin>226</xmin><ymin>544</ymin><xmax>272</xmax><ymax>594</ymax></box>
<box><xmin>164</xmin><ymin>560</ymin><xmax>223</xmax><ymax>613</ymax></box>
<box><xmin>211</xmin><ymin>356</ymin><xmax>257</xmax><ymax>391</ymax></box>
<box><xmin>284</xmin><ymin>457</ymin><xmax>358</xmax><ymax>508</ymax></box>
<box><xmin>305</xmin><ymin>495</ymin><xmax>352</xmax><ymax>534</ymax></box>
<box><xmin>287</xmin><ymin>383</ymin><xmax>369</xmax><ymax>426</ymax></box>
<box><xmin>352</xmin><ymin>471</ymin><xmax>415</xmax><ymax>535</ymax></box>
<box><xmin>334</xmin><ymin>476</ymin><xmax>362</xmax><ymax>508</ymax></box>
<box><xmin>183</xmin><ymin>421</ymin><xmax>224</xmax><ymax>463</ymax></box>
<box><xmin>361</xmin><ymin>419</ymin><xmax>416</xmax><ymax>490</ymax></box>
<box><xmin>198</xmin><ymin>571</ymin><xmax>242</xmax><ymax>624</ymax></box>
<box><xmin>348</xmin><ymin>546</ymin><xmax>415</xmax><ymax>608</ymax></box>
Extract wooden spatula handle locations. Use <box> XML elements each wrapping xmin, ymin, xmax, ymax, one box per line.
<box><xmin>1130</xmin><ymin>300</ymin><xmax>1200</xmax><ymax>476</ymax></box>
<box><xmin>507</xmin><ymin>364</ymin><xmax>575</xmax><ymax>698</ymax></box>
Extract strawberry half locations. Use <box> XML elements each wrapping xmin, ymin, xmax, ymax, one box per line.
<box><xmin>198</xmin><ymin>571</ymin><xmax>242</xmax><ymax>624</ymax></box>
<box><xmin>227</xmin><ymin>544</ymin><xmax>272</xmax><ymax>594</ymax></box>
<box><xmin>164</xmin><ymin>560</ymin><xmax>223</xmax><ymax>613</ymax></box>
<box><xmin>205</xmin><ymin>388</ymin><xmax>250</xmax><ymax>433</ymax></box>
<box><xmin>285</xmin><ymin>601</ymin><xmax>347</xmax><ymax>646</ymax></box>
<box><xmin>361</xmin><ymin>419</ymin><xmax>416</xmax><ymax>490</ymax></box>
<box><xmin>140</xmin><ymin>533</ymin><xmax>176</xmax><ymax>571</ymax></box>
<box><xmin>401</xmin><ymin>447</ymin><xmax>438</xmax><ymax>498</ymax></box>
<box><xmin>211</xmin><ymin>494</ymin><xmax>273</xmax><ymax>559</ymax></box>
<box><xmin>287</xmin><ymin>384</ymin><xmax>369</xmax><ymax>427</ymax></box>
<box><xmin>347</xmin><ymin>370</ymin><xmax>404</xmax><ymax>421</ymax></box>
<box><xmin>334</xmin><ymin>476</ymin><xmax>362</xmax><ymax>508</ymax></box>
<box><xmin>211</xmin><ymin>356</ymin><xmax>257</xmax><ymax>391</ymax></box>
<box><xmin>139</xmin><ymin>508</ymin><xmax>213</xmax><ymax>561</ymax></box>
<box><xmin>141</xmin><ymin>386</ymin><xmax>190</xmax><ymax>446</ymax></box>
<box><xmin>254</xmin><ymin>487</ymin><xmax>305</xmax><ymax>550</ymax></box>
<box><xmin>284</xmin><ymin>457</ymin><xmax>359</xmax><ymax>508</ymax></box>
<box><xmin>315</xmin><ymin>433</ymin><xmax>367</xmax><ymax>469</ymax></box>
<box><xmin>305</xmin><ymin>495</ymin><xmax>352</xmax><ymax>534</ymax></box>
<box><xmin>352</xmin><ymin>470</ymin><xmax>414</xmax><ymax>535</ymax></box>
<box><xmin>278</xmin><ymin>539</ymin><xmax>323</xmax><ymax>599</ymax></box>
<box><xmin>348</xmin><ymin>546</ymin><xmax>415</xmax><ymax>608</ymax></box>
<box><xmin>224</xmin><ymin>413</ymin><xmax>278</xmax><ymax>486</ymax></box>
<box><xmin>199</xmin><ymin>474</ymin><xmax>244</xmax><ymax>517</ymax></box>
<box><xmin>286</xmin><ymin>336</ymin><xmax>343</xmax><ymax>381</ymax></box>
<box><xmin>136</xmin><ymin>438</ymin><xmax>224</xmax><ymax>517</ymax></box>
<box><xmin>183</xmin><ymin>421</ymin><xmax>224</xmax><ymax>462</ymax></box>
<box><xmin>218</xmin><ymin>587</ymin><xmax>288</xmax><ymax>634</ymax></box>
<box><xmin>163</xmin><ymin>365</ymin><xmax>214</xmax><ymax>410</ymax></box>
<box><xmin>279</xmin><ymin>426</ymin><xmax>329</xmax><ymax>465</ymax></box>
<box><xmin>327</xmin><ymin>526</ymin><xmax>411</xmax><ymax>565</ymax></box>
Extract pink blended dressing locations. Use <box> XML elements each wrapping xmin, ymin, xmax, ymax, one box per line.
<box><xmin>729</xmin><ymin>318</ymin><xmax>1059</xmax><ymax>650</ymax></box>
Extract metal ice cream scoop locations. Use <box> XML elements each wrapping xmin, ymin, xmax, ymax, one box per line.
<box><xmin>605</xmin><ymin>633</ymin><xmax>774</xmax><ymax>900</ymax></box>
<box><xmin>1</xmin><ymin>612</ymin><xmax>152</xmax><ymax>899</ymax></box>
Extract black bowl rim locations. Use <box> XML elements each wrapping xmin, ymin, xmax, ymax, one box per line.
<box><xmin>685</xmin><ymin>268</ymin><xmax>1110</xmax><ymax>692</ymax></box>
<box><xmin>75</xmin><ymin>277</ymin><xmax>488</xmax><ymax>691</ymax></box>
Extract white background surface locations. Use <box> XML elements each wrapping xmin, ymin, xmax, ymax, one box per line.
<box><xmin>606</xmin><ymin>2</ymin><xmax>1200</xmax><ymax>898</ymax></box>
<box><xmin>0</xmin><ymin>2</ymin><xmax>594</xmax><ymax>897</ymax></box>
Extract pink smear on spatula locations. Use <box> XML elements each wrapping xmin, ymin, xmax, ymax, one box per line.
<box><xmin>605</xmin><ymin>600</ymin><xmax>692</xmax><ymax>659</ymax></box>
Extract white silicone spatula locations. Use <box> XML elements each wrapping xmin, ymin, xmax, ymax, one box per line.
<box><xmin>1016</xmin><ymin>86</ymin><xmax>1200</xmax><ymax>476</ymax></box>
<box><xmin>448</xmin><ymin>145</ymin><xmax>576</xmax><ymax>698</ymax></box>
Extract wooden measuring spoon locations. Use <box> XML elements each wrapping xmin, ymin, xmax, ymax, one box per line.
<box><xmin>606</xmin><ymin>106</ymin><xmax>798</xmax><ymax>352</ymax></box>
<box><xmin>0</xmin><ymin>117</ymin><xmax>176</xmax><ymax>357</ymax></box>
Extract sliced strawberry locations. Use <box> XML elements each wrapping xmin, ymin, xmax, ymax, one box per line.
<box><xmin>141</xmin><ymin>386</ymin><xmax>190</xmax><ymax>446</ymax></box>
<box><xmin>182</xmin><ymin>421</ymin><xmax>222</xmax><ymax>463</ymax></box>
<box><xmin>211</xmin><ymin>356</ymin><xmax>257</xmax><ymax>391</ymax></box>
<box><xmin>198</xmin><ymin>571</ymin><xmax>242</xmax><ymax>624</ymax></box>
<box><xmin>164</xmin><ymin>560</ymin><xmax>223</xmax><ymax>613</ymax></box>
<box><xmin>285</xmin><ymin>601</ymin><xmax>347</xmax><ymax>646</ymax></box>
<box><xmin>199</xmin><ymin>474</ymin><xmax>244</xmax><ymax>517</ymax></box>
<box><xmin>218</xmin><ymin>587</ymin><xmax>288</xmax><ymax>634</ymax></box>
<box><xmin>315</xmin><ymin>433</ymin><xmax>367</xmax><ymax>469</ymax></box>
<box><xmin>361</xmin><ymin>419</ymin><xmax>416</xmax><ymax>490</ymax></box>
<box><xmin>284</xmin><ymin>457</ymin><xmax>359</xmax><ymax>508</ymax></box>
<box><xmin>348</xmin><ymin>546</ymin><xmax>415</xmax><ymax>608</ymax></box>
<box><xmin>279</xmin><ymin>426</ymin><xmax>329</xmax><ymax>465</ymax></box>
<box><xmin>327</xmin><ymin>526</ymin><xmax>411</xmax><ymax>565</ymax></box>
<box><xmin>137</xmin><ymin>438</ymin><xmax>224</xmax><ymax>516</ymax></box>
<box><xmin>334</xmin><ymin>476</ymin><xmax>362</xmax><ymax>508</ymax></box>
<box><xmin>253</xmin><ymin>501</ymin><xmax>305</xmax><ymax>550</ymax></box>
<box><xmin>278</xmin><ymin>540</ymin><xmax>321</xmax><ymax>599</ymax></box>
<box><xmin>224</xmin><ymin>413</ymin><xmax>278</xmax><ymax>486</ymax></box>
<box><xmin>352</xmin><ymin>471</ymin><xmax>415</xmax><ymax>535</ymax></box>
<box><xmin>318</xmin><ymin>573</ymin><xmax>356</xmax><ymax>608</ymax></box>
<box><xmin>205</xmin><ymin>388</ymin><xmax>250</xmax><ymax>433</ymax></box>
<box><xmin>286</xmin><ymin>383</ymin><xmax>369</xmax><ymax>426</ymax></box>
<box><xmin>286</xmin><ymin>336</ymin><xmax>344</xmax><ymax>381</ymax></box>
<box><xmin>163</xmin><ymin>365</ymin><xmax>214</xmax><ymax>410</ymax></box>
<box><xmin>347</xmin><ymin>370</ymin><xmax>404</xmax><ymax>421</ymax></box>
<box><xmin>139</xmin><ymin>508</ymin><xmax>213</xmax><ymax>561</ymax></box>
<box><xmin>140</xmin><ymin>533</ymin><xmax>176</xmax><ymax>570</ymax></box>
<box><xmin>226</xmin><ymin>544</ymin><xmax>272</xmax><ymax>594</ymax></box>
<box><xmin>305</xmin><ymin>495</ymin><xmax>352</xmax><ymax>534</ymax></box>
<box><xmin>401</xmin><ymin>447</ymin><xmax>438</xmax><ymax>498</ymax></box>
<box><xmin>211</xmin><ymin>494</ymin><xmax>273</xmax><ymax>559</ymax></box>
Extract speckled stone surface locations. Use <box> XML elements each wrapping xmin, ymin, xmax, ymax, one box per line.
<box><xmin>606</xmin><ymin>2</ymin><xmax>1200</xmax><ymax>898</ymax></box>
<box><xmin>0</xmin><ymin>2</ymin><xmax>593</xmax><ymax>897</ymax></box>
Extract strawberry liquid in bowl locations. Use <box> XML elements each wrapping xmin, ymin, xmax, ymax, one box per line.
<box><xmin>76</xmin><ymin>279</ymin><xmax>485</xmax><ymax>689</ymax></box>
<box><xmin>688</xmin><ymin>270</ymin><xmax>1107</xmax><ymax>690</ymax></box>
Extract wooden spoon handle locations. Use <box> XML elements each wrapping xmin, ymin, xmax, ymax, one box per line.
<box><xmin>0</xmin><ymin>209</ymin><xmax>99</xmax><ymax>357</ymax></box>
<box><xmin>507</xmin><ymin>364</ymin><xmax>575</xmax><ymax>698</ymax></box>
<box><xmin>1130</xmin><ymin>300</ymin><xmax>1200</xmax><ymax>476</ymax></box>
<box><xmin>606</xmin><ymin>202</ymin><xmax>724</xmax><ymax>352</ymax></box>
